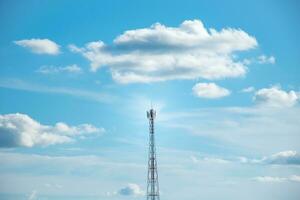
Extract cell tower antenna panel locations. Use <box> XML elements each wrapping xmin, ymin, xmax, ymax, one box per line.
<box><xmin>146</xmin><ymin>108</ymin><xmax>160</xmax><ymax>200</ymax></box>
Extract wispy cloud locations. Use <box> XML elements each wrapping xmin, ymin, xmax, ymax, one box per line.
<box><xmin>36</xmin><ymin>64</ymin><xmax>82</xmax><ymax>74</ymax></box>
<box><xmin>260</xmin><ymin>151</ymin><xmax>300</xmax><ymax>165</ymax></box>
<box><xmin>28</xmin><ymin>190</ymin><xmax>37</xmax><ymax>200</ymax></box>
<box><xmin>0</xmin><ymin>78</ymin><xmax>116</xmax><ymax>103</ymax></box>
<box><xmin>0</xmin><ymin>151</ymin><xmax>144</xmax><ymax>175</ymax></box>
<box><xmin>242</xmin><ymin>55</ymin><xmax>275</xmax><ymax>65</ymax></box>
<box><xmin>253</xmin><ymin>175</ymin><xmax>300</xmax><ymax>183</ymax></box>
<box><xmin>45</xmin><ymin>183</ymin><xmax>63</xmax><ymax>189</ymax></box>
<box><xmin>257</xmin><ymin>55</ymin><xmax>276</xmax><ymax>64</ymax></box>
<box><xmin>190</xmin><ymin>150</ymin><xmax>300</xmax><ymax>166</ymax></box>
<box><xmin>0</xmin><ymin>151</ymin><xmax>144</xmax><ymax>197</ymax></box>
<box><xmin>159</xmin><ymin>104</ymin><xmax>300</xmax><ymax>153</ymax></box>
<box><xmin>191</xmin><ymin>155</ymin><xmax>231</xmax><ymax>164</ymax></box>
<box><xmin>241</xmin><ymin>86</ymin><xmax>255</xmax><ymax>93</ymax></box>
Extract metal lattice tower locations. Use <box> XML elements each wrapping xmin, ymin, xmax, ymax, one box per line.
<box><xmin>146</xmin><ymin>108</ymin><xmax>160</xmax><ymax>200</ymax></box>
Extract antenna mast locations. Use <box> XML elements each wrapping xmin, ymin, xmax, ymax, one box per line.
<box><xmin>146</xmin><ymin>108</ymin><xmax>160</xmax><ymax>200</ymax></box>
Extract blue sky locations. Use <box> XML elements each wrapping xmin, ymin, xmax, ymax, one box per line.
<box><xmin>0</xmin><ymin>0</ymin><xmax>300</xmax><ymax>200</ymax></box>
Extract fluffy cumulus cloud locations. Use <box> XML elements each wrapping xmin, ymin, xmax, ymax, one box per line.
<box><xmin>14</xmin><ymin>38</ymin><xmax>60</xmax><ymax>55</ymax></box>
<box><xmin>254</xmin><ymin>86</ymin><xmax>299</xmax><ymax>107</ymax></box>
<box><xmin>192</xmin><ymin>82</ymin><xmax>230</xmax><ymax>99</ymax></box>
<box><xmin>0</xmin><ymin>113</ymin><xmax>104</xmax><ymax>147</ymax></box>
<box><xmin>117</xmin><ymin>183</ymin><xmax>144</xmax><ymax>197</ymax></box>
<box><xmin>70</xmin><ymin>19</ymin><xmax>257</xmax><ymax>83</ymax></box>
<box><xmin>36</xmin><ymin>64</ymin><xmax>82</xmax><ymax>74</ymax></box>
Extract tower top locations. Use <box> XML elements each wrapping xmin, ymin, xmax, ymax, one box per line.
<box><xmin>147</xmin><ymin>109</ymin><xmax>156</xmax><ymax>119</ymax></box>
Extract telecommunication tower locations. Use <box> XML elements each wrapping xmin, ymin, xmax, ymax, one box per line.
<box><xmin>146</xmin><ymin>108</ymin><xmax>160</xmax><ymax>200</ymax></box>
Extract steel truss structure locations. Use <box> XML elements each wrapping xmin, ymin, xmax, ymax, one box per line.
<box><xmin>146</xmin><ymin>109</ymin><xmax>160</xmax><ymax>200</ymax></box>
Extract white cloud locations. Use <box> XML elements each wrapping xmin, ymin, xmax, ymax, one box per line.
<box><xmin>117</xmin><ymin>183</ymin><xmax>144</xmax><ymax>197</ymax></box>
<box><xmin>253</xmin><ymin>176</ymin><xmax>286</xmax><ymax>183</ymax></box>
<box><xmin>192</xmin><ymin>82</ymin><xmax>230</xmax><ymax>99</ymax></box>
<box><xmin>191</xmin><ymin>155</ymin><xmax>230</xmax><ymax>164</ymax></box>
<box><xmin>242</xmin><ymin>58</ymin><xmax>252</xmax><ymax>65</ymax></box>
<box><xmin>191</xmin><ymin>151</ymin><xmax>300</xmax><ymax>166</ymax></box>
<box><xmin>70</xmin><ymin>19</ymin><xmax>257</xmax><ymax>83</ymax></box>
<box><xmin>242</xmin><ymin>55</ymin><xmax>275</xmax><ymax>65</ymax></box>
<box><xmin>0</xmin><ymin>113</ymin><xmax>104</xmax><ymax>147</ymax></box>
<box><xmin>36</xmin><ymin>64</ymin><xmax>82</xmax><ymax>74</ymax></box>
<box><xmin>290</xmin><ymin>175</ymin><xmax>300</xmax><ymax>182</ymax></box>
<box><xmin>258</xmin><ymin>55</ymin><xmax>276</xmax><ymax>64</ymax></box>
<box><xmin>236</xmin><ymin>151</ymin><xmax>300</xmax><ymax>165</ymax></box>
<box><xmin>241</xmin><ymin>86</ymin><xmax>255</xmax><ymax>93</ymax></box>
<box><xmin>14</xmin><ymin>39</ymin><xmax>60</xmax><ymax>55</ymax></box>
<box><xmin>253</xmin><ymin>175</ymin><xmax>300</xmax><ymax>183</ymax></box>
<box><xmin>254</xmin><ymin>86</ymin><xmax>299</xmax><ymax>107</ymax></box>
<box><xmin>241</xmin><ymin>55</ymin><xmax>275</xmax><ymax>65</ymax></box>
<box><xmin>190</xmin><ymin>155</ymin><xmax>199</xmax><ymax>163</ymax></box>
<box><xmin>45</xmin><ymin>183</ymin><xmax>63</xmax><ymax>189</ymax></box>
<box><xmin>262</xmin><ymin>151</ymin><xmax>300</xmax><ymax>165</ymax></box>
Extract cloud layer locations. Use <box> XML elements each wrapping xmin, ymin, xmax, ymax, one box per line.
<box><xmin>14</xmin><ymin>38</ymin><xmax>60</xmax><ymax>55</ymax></box>
<box><xmin>0</xmin><ymin>113</ymin><xmax>103</xmax><ymax>147</ymax></box>
<box><xmin>70</xmin><ymin>19</ymin><xmax>257</xmax><ymax>83</ymax></box>
<box><xmin>192</xmin><ymin>82</ymin><xmax>230</xmax><ymax>99</ymax></box>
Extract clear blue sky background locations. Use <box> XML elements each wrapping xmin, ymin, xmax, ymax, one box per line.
<box><xmin>0</xmin><ymin>1</ymin><xmax>300</xmax><ymax>200</ymax></box>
